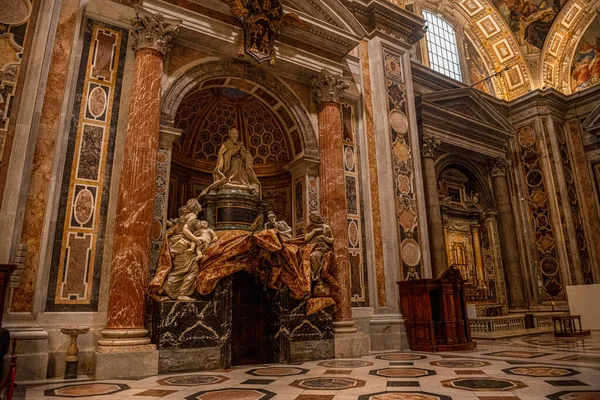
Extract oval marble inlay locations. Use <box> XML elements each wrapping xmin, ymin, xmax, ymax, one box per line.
<box><xmin>344</xmin><ymin>146</ymin><xmax>355</xmax><ymax>171</ymax></box>
<box><xmin>401</xmin><ymin>239</ymin><xmax>421</xmax><ymax>267</ymax></box>
<box><xmin>88</xmin><ymin>86</ymin><xmax>107</xmax><ymax>118</ymax></box>
<box><xmin>0</xmin><ymin>0</ymin><xmax>32</xmax><ymax>25</ymax></box>
<box><xmin>348</xmin><ymin>220</ymin><xmax>359</xmax><ymax>248</ymax></box>
<box><xmin>518</xmin><ymin>127</ymin><xmax>536</xmax><ymax>147</ymax></box>
<box><xmin>390</xmin><ymin>109</ymin><xmax>409</xmax><ymax>134</ymax></box>
<box><xmin>73</xmin><ymin>188</ymin><xmax>94</xmax><ymax>225</ymax></box>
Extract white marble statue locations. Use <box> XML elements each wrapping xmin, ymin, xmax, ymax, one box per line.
<box><xmin>264</xmin><ymin>211</ymin><xmax>292</xmax><ymax>240</ymax></box>
<box><xmin>200</xmin><ymin>128</ymin><xmax>261</xmax><ymax>196</ymax></box>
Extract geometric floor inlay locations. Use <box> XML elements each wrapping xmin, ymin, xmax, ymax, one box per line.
<box><xmin>503</xmin><ymin>367</ymin><xmax>580</xmax><ymax>377</ymax></box>
<box><xmin>317</xmin><ymin>360</ymin><xmax>374</xmax><ymax>368</ymax></box>
<box><xmin>376</xmin><ymin>354</ymin><xmax>427</xmax><ymax>361</ymax></box>
<box><xmin>545</xmin><ymin>381</ymin><xmax>589</xmax><ymax>387</ymax></box>
<box><xmin>547</xmin><ymin>391</ymin><xmax>600</xmax><ymax>400</ymax></box>
<box><xmin>441</xmin><ymin>377</ymin><xmax>527</xmax><ymax>391</ymax></box>
<box><xmin>44</xmin><ymin>383</ymin><xmax>130</xmax><ymax>397</ymax></box>
<box><xmin>185</xmin><ymin>388</ymin><xmax>275</xmax><ymax>400</ymax></box>
<box><xmin>485</xmin><ymin>350</ymin><xmax>551</xmax><ymax>358</ymax></box>
<box><xmin>358</xmin><ymin>391</ymin><xmax>452</xmax><ymax>400</ymax></box>
<box><xmin>555</xmin><ymin>355</ymin><xmax>600</xmax><ymax>363</ymax></box>
<box><xmin>370</xmin><ymin>368</ymin><xmax>437</xmax><ymax>378</ymax></box>
<box><xmin>430</xmin><ymin>360</ymin><xmax>492</xmax><ymax>368</ymax></box>
<box><xmin>290</xmin><ymin>377</ymin><xmax>366</xmax><ymax>390</ymax></box>
<box><xmin>157</xmin><ymin>375</ymin><xmax>229</xmax><ymax>386</ymax></box>
<box><xmin>246</xmin><ymin>367</ymin><xmax>308</xmax><ymax>377</ymax></box>
<box><xmin>134</xmin><ymin>389</ymin><xmax>178</xmax><ymax>397</ymax></box>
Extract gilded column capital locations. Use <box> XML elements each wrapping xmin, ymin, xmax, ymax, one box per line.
<box><xmin>312</xmin><ymin>69</ymin><xmax>350</xmax><ymax>106</ymax></box>
<box><xmin>489</xmin><ymin>157</ymin><xmax>510</xmax><ymax>177</ymax></box>
<box><xmin>420</xmin><ymin>135</ymin><xmax>441</xmax><ymax>158</ymax></box>
<box><xmin>131</xmin><ymin>7</ymin><xmax>181</xmax><ymax>57</ymax></box>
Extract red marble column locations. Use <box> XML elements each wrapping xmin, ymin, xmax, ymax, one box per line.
<box><xmin>313</xmin><ymin>70</ymin><xmax>352</xmax><ymax>323</ymax></box>
<box><xmin>101</xmin><ymin>10</ymin><xmax>179</xmax><ymax>343</ymax></box>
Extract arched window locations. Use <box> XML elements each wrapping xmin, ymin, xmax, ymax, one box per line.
<box><xmin>423</xmin><ymin>11</ymin><xmax>463</xmax><ymax>82</ymax></box>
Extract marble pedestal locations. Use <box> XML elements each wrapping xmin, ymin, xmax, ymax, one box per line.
<box><xmin>152</xmin><ymin>283</ymin><xmax>334</xmax><ymax>371</ymax></box>
<box><xmin>153</xmin><ymin>280</ymin><xmax>232</xmax><ymax>373</ymax></box>
<box><xmin>200</xmin><ymin>190</ymin><xmax>267</xmax><ymax>231</ymax></box>
<box><xmin>93</xmin><ymin>345</ymin><xmax>158</xmax><ymax>379</ymax></box>
<box><xmin>282</xmin><ymin>296</ymin><xmax>334</xmax><ymax>363</ymax></box>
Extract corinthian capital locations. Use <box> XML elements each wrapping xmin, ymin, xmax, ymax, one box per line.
<box><xmin>420</xmin><ymin>135</ymin><xmax>441</xmax><ymax>158</ymax></box>
<box><xmin>489</xmin><ymin>157</ymin><xmax>510</xmax><ymax>177</ymax></box>
<box><xmin>312</xmin><ymin>69</ymin><xmax>350</xmax><ymax>106</ymax></box>
<box><xmin>131</xmin><ymin>7</ymin><xmax>181</xmax><ymax>57</ymax></box>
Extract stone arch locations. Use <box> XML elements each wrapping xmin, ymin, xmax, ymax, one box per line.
<box><xmin>434</xmin><ymin>154</ymin><xmax>495</xmax><ymax>209</ymax></box>
<box><xmin>161</xmin><ymin>58</ymin><xmax>318</xmax><ymax>159</ymax></box>
<box><xmin>416</xmin><ymin>0</ymin><xmax>533</xmax><ymax>99</ymax></box>
<box><xmin>540</xmin><ymin>0</ymin><xmax>599</xmax><ymax>93</ymax></box>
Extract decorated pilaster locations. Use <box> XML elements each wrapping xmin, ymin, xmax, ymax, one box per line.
<box><xmin>489</xmin><ymin>157</ymin><xmax>526</xmax><ymax>309</ymax></box>
<box><xmin>420</xmin><ymin>135</ymin><xmax>446</xmax><ymax>278</ymax></box>
<box><xmin>95</xmin><ymin>9</ymin><xmax>180</xmax><ymax>379</ymax></box>
<box><xmin>313</xmin><ymin>69</ymin><xmax>369</xmax><ymax>357</ymax></box>
<box><xmin>284</xmin><ymin>155</ymin><xmax>321</xmax><ymax>237</ymax></box>
<box><xmin>470</xmin><ymin>223</ymin><xmax>485</xmax><ymax>287</ymax></box>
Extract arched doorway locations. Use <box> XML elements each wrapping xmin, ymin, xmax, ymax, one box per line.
<box><xmin>436</xmin><ymin>157</ymin><xmax>507</xmax><ymax>316</ymax></box>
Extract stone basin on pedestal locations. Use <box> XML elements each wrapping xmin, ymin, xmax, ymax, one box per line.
<box><xmin>61</xmin><ymin>326</ymin><xmax>90</xmax><ymax>379</ymax></box>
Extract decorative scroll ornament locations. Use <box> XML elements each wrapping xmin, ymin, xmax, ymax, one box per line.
<box><xmin>420</xmin><ymin>135</ymin><xmax>441</xmax><ymax>158</ymax></box>
<box><xmin>312</xmin><ymin>69</ymin><xmax>350</xmax><ymax>106</ymax></box>
<box><xmin>224</xmin><ymin>0</ymin><xmax>307</xmax><ymax>66</ymax></box>
<box><xmin>131</xmin><ymin>7</ymin><xmax>181</xmax><ymax>57</ymax></box>
<box><xmin>489</xmin><ymin>157</ymin><xmax>510</xmax><ymax>177</ymax></box>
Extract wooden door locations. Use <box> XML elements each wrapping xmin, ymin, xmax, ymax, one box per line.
<box><xmin>231</xmin><ymin>272</ymin><xmax>266</xmax><ymax>365</ymax></box>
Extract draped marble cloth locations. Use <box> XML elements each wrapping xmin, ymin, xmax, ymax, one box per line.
<box><xmin>149</xmin><ymin>228</ymin><xmax>339</xmax><ymax>315</ymax></box>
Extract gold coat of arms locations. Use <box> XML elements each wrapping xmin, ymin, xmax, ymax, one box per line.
<box><xmin>224</xmin><ymin>0</ymin><xmax>306</xmax><ymax>66</ymax></box>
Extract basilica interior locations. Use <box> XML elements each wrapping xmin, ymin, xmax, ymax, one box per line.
<box><xmin>1</xmin><ymin>0</ymin><xmax>600</xmax><ymax>398</ymax></box>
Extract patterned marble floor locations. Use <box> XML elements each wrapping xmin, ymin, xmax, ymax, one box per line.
<box><xmin>21</xmin><ymin>332</ymin><xmax>600</xmax><ymax>400</ymax></box>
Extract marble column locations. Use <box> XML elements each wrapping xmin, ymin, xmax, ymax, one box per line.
<box><xmin>313</xmin><ymin>69</ymin><xmax>369</xmax><ymax>357</ymax></box>
<box><xmin>489</xmin><ymin>157</ymin><xmax>526</xmax><ymax>309</ymax></box>
<box><xmin>312</xmin><ymin>69</ymin><xmax>352</xmax><ymax>322</ymax></box>
<box><xmin>95</xmin><ymin>9</ymin><xmax>179</xmax><ymax>379</ymax></box>
<box><xmin>420</xmin><ymin>135</ymin><xmax>446</xmax><ymax>278</ymax></box>
<box><xmin>470</xmin><ymin>222</ymin><xmax>485</xmax><ymax>288</ymax></box>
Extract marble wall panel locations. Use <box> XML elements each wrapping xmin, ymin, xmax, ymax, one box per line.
<box><xmin>150</xmin><ymin>148</ymin><xmax>169</xmax><ymax>277</ymax></box>
<box><xmin>359</xmin><ymin>40</ymin><xmax>386</xmax><ymax>307</ymax></box>
<box><xmin>383</xmin><ymin>48</ymin><xmax>423</xmax><ymax>280</ymax></box>
<box><xmin>553</xmin><ymin>122</ymin><xmax>593</xmax><ymax>284</ymax></box>
<box><xmin>516</xmin><ymin>124</ymin><xmax>564</xmax><ymax>301</ymax></box>
<box><xmin>45</xmin><ymin>19</ymin><xmax>128</xmax><ymax>311</ymax></box>
<box><xmin>11</xmin><ymin>0</ymin><xmax>80</xmax><ymax>312</ymax></box>
<box><xmin>341</xmin><ymin>101</ymin><xmax>369</xmax><ymax>307</ymax></box>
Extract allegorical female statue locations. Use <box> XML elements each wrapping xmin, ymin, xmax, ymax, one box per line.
<box><xmin>201</xmin><ymin>128</ymin><xmax>261</xmax><ymax>196</ymax></box>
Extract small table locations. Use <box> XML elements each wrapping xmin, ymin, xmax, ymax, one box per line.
<box><xmin>552</xmin><ymin>315</ymin><xmax>591</xmax><ymax>337</ymax></box>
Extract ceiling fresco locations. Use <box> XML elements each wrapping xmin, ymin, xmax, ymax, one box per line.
<box><xmin>490</xmin><ymin>0</ymin><xmax>566</xmax><ymax>53</ymax></box>
<box><xmin>411</xmin><ymin>0</ymin><xmax>600</xmax><ymax>97</ymax></box>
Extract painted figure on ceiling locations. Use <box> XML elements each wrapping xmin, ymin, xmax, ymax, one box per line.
<box><xmin>201</xmin><ymin>127</ymin><xmax>261</xmax><ymax>197</ymax></box>
<box><xmin>571</xmin><ymin>37</ymin><xmax>600</xmax><ymax>93</ymax></box>
<box><xmin>493</xmin><ymin>0</ymin><xmax>564</xmax><ymax>52</ymax></box>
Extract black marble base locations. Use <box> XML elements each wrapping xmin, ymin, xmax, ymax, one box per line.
<box><xmin>64</xmin><ymin>361</ymin><xmax>78</xmax><ymax>379</ymax></box>
<box><xmin>159</xmin><ymin>348</ymin><xmax>221</xmax><ymax>373</ymax></box>
<box><xmin>152</xmin><ymin>284</ymin><xmax>333</xmax><ymax>370</ymax></box>
<box><xmin>200</xmin><ymin>190</ymin><xmax>267</xmax><ymax>231</ymax></box>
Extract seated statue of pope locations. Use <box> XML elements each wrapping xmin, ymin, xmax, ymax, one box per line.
<box><xmin>201</xmin><ymin>128</ymin><xmax>261</xmax><ymax>197</ymax></box>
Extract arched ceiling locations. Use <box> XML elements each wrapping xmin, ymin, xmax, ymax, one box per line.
<box><xmin>410</xmin><ymin>0</ymin><xmax>599</xmax><ymax>98</ymax></box>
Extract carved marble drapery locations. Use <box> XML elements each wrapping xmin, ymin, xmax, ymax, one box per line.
<box><xmin>489</xmin><ymin>157</ymin><xmax>526</xmax><ymax>309</ymax></box>
<box><xmin>420</xmin><ymin>135</ymin><xmax>446</xmax><ymax>277</ymax></box>
<box><xmin>312</xmin><ymin>69</ymin><xmax>352</xmax><ymax>323</ymax></box>
<box><xmin>100</xmin><ymin>10</ymin><xmax>180</xmax><ymax>344</ymax></box>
